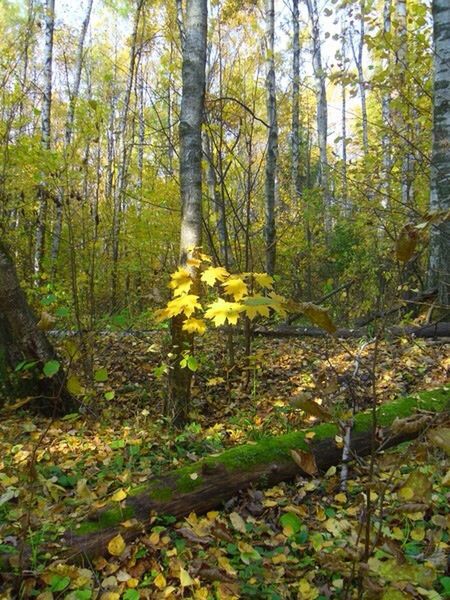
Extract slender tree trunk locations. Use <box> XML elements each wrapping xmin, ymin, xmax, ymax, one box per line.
<box><xmin>34</xmin><ymin>0</ymin><xmax>55</xmax><ymax>280</ymax></box>
<box><xmin>381</xmin><ymin>0</ymin><xmax>392</xmax><ymax>205</ymax></box>
<box><xmin>428</xmin><ymin>0</ymin><xmax>450</xmax><ymax>307</ymax></box>
<box><xmin>306</xmin><ymin>0</ymin><xmax>329</xmax><ymax>219</ymax></box>
<box><xmin>350</xmin><ymin>0</ymin><xmax>368</xmax><ymax>156</ymax></box>
<box><xmin>111</xmin><ymin>0</ymin><xmax>144</xmax><ymax>312</ymax></box>
<box><xmin>291</xmin><ymin>0</ymin><xmax>301</xmax><ymax>203</ymax></box>
<box><xmin>50</xmin><ymin>0</ymin><xmax>93</xmax><ymax>276</ymax></box>
<box><xmin>264</xmin><ymin>0</ymin><xmax>278</xmax><ymax>276</ymax></box>
<box><xmin>341</xmin><ymin>18</ymin><xmax>349</xmax><ymax>212</ymax></box>
<box><xmin>167</xmin><ymin>0</ymin><xmax>207</xmax><ymax>426</ymax></box>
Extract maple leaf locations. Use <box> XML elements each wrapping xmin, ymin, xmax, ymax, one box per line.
<box><xmin>253</xmin><ymin>273</ymin><xmax>274</xmax><ymax>289</ymax></box>
<box><xmin>269</xmin><ymin>291</ymin><xmax>288</xmax><ymax>318</ymax></box>
<box><xmin>153</xmin><ymin>307</ymin><xmax>171</xmax><ymax>323</ymax></box>
<box><xmin>242</xmin><ymin>295</ymin><xmax>272</xmax><ymax>320</ymax></box>
<box><xmin>168</xmin><ymin>267</ymin><xmax>192</xmax><ymax>296</ymax></box>
<box><xmin>182</xmin><ymin>317</ymin><xmax>206</xmax><ymax>335</ymax></box>
<box><xmin>204</xmin><ymin>298</ymin><xmax>245</xmax><ymax>326</ymax></box>
<box><xmin>166</xmin><ymin>294</ymin><xmax>201</xmax><ymax>318</ymax></box>
<box><xmin>201</xmin><ymin>266</ymin><xmax>230</xmax><ymax>286</ymax></box>
<box><xmin>221</xmin><ymin>276</ymin><xmax>248</xmax><ymax>301</ymax></box>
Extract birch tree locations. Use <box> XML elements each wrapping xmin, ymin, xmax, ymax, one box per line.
<box><xmin>291</xmin><ymin>0</ymin><xmax>301</xmax><ymax>203</ymax></box>
<box><xmin>264</xmin><ymin>0</ymin><xmax>278</xmax><ymax>276</ymax></box>
<box><xmin>428</xmin><ymin>0</ymin><xmax>450</xmax><ymax>307</ymax></box>
<box><xmin>167</xmin><ymin>0</ymin><xmax>207</xmax><ymax>425</ymax></box>
<box><xmin>50</xmin><ymin>0</ymin><xmax>94</xmax><ymax>275</ymax></box>
<box><xmin>34</xmin><ymin>0</ymin><xmax>55</xmax><ymax>279</ymax></box>
<box><xmin>306</xmin><ymin>0</ymin><xmax>329</xmax><ymax>217</ymax></box>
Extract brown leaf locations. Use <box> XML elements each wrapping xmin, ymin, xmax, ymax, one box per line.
<box><xmin>290</xmin><ymin>396</ymin><xmax>332</xmax><ymax>421</ymax></box>
<box><xmin>177</xmin><ymin>527</ymin><xmax>212</xmax><ymax>545</ymax></box>
<box><xmin>37</xmin><ymin>311</ymin><xmax>56</xmax><ymax>331</ymax></box>
<box><xmin>299</xmin><ymin>302</ymin><xmax>337</xmax><ymax>333</ymax></box>
<box><xmin>290</xmin><ymin>449</ymin><xmax>318</xmax><ymax>476</ymax></box>
<box><xmin>396</xmin><ymin>224</ymin><xmax>419</xmax><ymax>262</ymax></box>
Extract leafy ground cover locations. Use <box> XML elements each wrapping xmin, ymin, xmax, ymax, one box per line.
<box><xmin>0</xmin><ymin>333</ymin><xmax>449</xmax><ymax>599</ymax></box>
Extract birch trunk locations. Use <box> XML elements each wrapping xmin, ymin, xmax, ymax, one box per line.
<box><xmin>111</xmin><ymin>0</ymin><xmax>144</xmax><ymax>311</ymax></box>
<box><xmin>291</xmin><ymin>0</ymin><xmax>301</xmax><ymax>202</ymax></box>
<box><xmin>350</xmin><ymin>0</ymin><xmax>368</xmax><ymax>156</ymax></box>
<box><xmin>428</xmin><ymin>0</ymin><xmax>450</xmax><ymax>307</ymax></box>
<box><xmin>381</xmin><ymin>0</ymin><xmax>392</xmax><ymax>205</ymax></box>
<box><xmin>167</xmin><ymin>0</ymin><xmax>207</xmax><ymax>426</ymax></box>
<box><xmin>50</xmin><ymin>0</ymin><xmax>94</xmax><ymax>275</ymax></box>
<box><xmin>306</xmin><ymin>0</ymin><xmax>329</xmax><ymax>217</ymax></box>
<box><xmin>34</xmin><ymin>0</ymin><xmax>55</xmax><ymax>279</ymax></box>
<box><xmin>264</xmin><ymin>0</ymin><xmax>278</xmax><ymax>276</ymax></box>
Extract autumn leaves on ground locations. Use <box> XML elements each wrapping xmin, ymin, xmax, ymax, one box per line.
<box><xmin>0</xmin><ymin>332</ymin><xmax>449</xmax><ymax>599</ymax></box>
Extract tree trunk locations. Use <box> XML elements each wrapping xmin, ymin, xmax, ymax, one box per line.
<box><xmin>350</xmin><ymin>0</ymin><xmax>368</xmax><ymax>157</ymax></box>
<box><xmin>428</xmin><ymin>0</ymin><xmax>450</xmax><ymax>308</ymax></box>
<box><xmin>12</xmin><ymin>388</ymin><xmax>447</xmax><ymax>566</ymax></box>
<box><xmin>34</xmin><ymin>0</ymin><xmax>55</xmax><ymax>280</ymax></box>
<box><xmin>111</xmin><ymin>0</ymin><xmax>144</xmax><ymax>312</ymax></box>
<box><xmin>0</xmin><ymin>241</ymin><xmax>77</xmax><ymax>414</ymax></box>
<box><xmin>167</xmin><ymin>0</ymin><xmax>207</xmax><ymax>426</ymax></box>
<box><xmin>381</xmin><ymin>0</ymin><xmax>392</xmax><ymax>205</ymax></box>
<box><xmin>306</xmin><ymin>0</ymin><xmax>329</xmax><ymax>223</ymax></box>
<box><xmin>50</xmin><ymin>0</ymin><xmax>93</xmax><ymax>275</ymax></box>
<box><xmin>291</xmin><ymin>0</ymin><xmax>301</xmax><ymax>204</ymax></box>
<box><xmin>264</xmin><ymin>0</ymin><xmax>278</xmax><ymax>276</ymax></box>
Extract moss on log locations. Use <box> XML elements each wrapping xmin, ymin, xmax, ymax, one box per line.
<box><xmin>6</xmin><ymin>386</ymin><xmax>450</xmax><ymax>568</ymax></box>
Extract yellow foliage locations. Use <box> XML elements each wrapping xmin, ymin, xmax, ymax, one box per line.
<box><xmin>168</xmin><ymin>267</ymin><xmax>192</xmax><ymax>296</ymax></box>
<box><xmin>221</xmin><ymin>276</ymin><xmax>248</xmax><ymax>301</ymax></box>
<box><xmin>107</xmin><ymin>534</ymin><xmax>126</xmax><ymax>556</ymax></box>
<box><xmin>166</xmin><ymin>294</ymin><xmax>201</xmax><ymax>318</ymax></box>
<box><xmin>182</xmin><ymin>317</ymin><xmax>207</xmax><ymax>335</ymax></box>
<box><xmin>204</xmin><ymin>298</ymin><xmax>245</xmax><ymax>326</ymax></box>
<box><xmin>201</xmin><ymin>265</ymin><xmax>230</xmax><ymax>286</ymax></box>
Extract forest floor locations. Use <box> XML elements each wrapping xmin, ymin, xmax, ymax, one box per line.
<box><xmin>0</xmin><ymin>332</ymin><xmax>449</xmax><ymax>599</ymax></box>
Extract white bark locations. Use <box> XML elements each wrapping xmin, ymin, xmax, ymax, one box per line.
<box><xmin>350</xmin><ymin>0</ymin><xmax>368</xmax><ymax>156</ymax></box>
<box><xmin>306</xmin><ymin>0</ymin><xmax>329</xmax><ymax>213</ymax></box>
<box><xmin>50</xmin><ymin>0</ymin><xmax>94</xmax><ymax>271</ymax></box>
<box><xmin>381</xmin><ymin>0</ymin><xmax>392</xmax><ymax>204</ymax></box>
<box><xmin>264</xmin><ymin>0</ymin><xmax>278</xmax><ymax>276</ymax></box>
<box><xmin>34</xmin><ymin>0</ymin><xmax>55</xmax><ymax>279</ymax></box>
<box><xmin>291</xmin><ymin>0</ymin><xmax>301</xmax><ymax>202</ymax></box>
<box><xmin>428</xmin><ymin>0</ymin><xmax>450</xmax><ymax>306</ymax></box>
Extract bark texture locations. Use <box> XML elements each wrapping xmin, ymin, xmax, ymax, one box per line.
<box><xmin>167</xmin><ymin>0</ymin><xmax>207</xmax><ymax>425</ymax></box>
<box><xmin>264</xmin><ymin>0</ymin><xmax>278</xmax><ymax>276</ymax></box>
<box><xmin>428</xmin><ymin>0</ymin><xmax>450</xmax><ymax>307</ymax></box>
<box><xmin>0</xmin><ymin>241</ymin><xmax>76</xmax><ymax>413</ymax></box>
<box><xmin>10</xmin><ymin>387</ymin><xmax>447</xmax><ymax>566</ymax></box>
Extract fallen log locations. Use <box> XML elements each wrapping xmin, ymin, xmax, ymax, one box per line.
<box><xmin>253</xmin><ymin>322</ymin><xmax>450</xmax><ymax>339</ymax></box>
<box><xmin>5</xmin><ymin>387</ymin><xmax>449</xmax><ymax>569</ymax></box>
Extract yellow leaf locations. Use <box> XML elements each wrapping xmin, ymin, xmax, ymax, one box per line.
<box><xmin>190</xmin><ymin>472</ymin><xmax>199</xmax><ymax>480</ymax></box>
<box><xmin>201</xmin><ymin>266</ymin><xmax>229</xmax><ymax>286</ymax></box>
<box><xmin>182</xmin><ymin>317</ymin><xmax>206</xmax><ymax>335</ymax></box>
<box><xmin>111</xmin><ymin>488</ymin><xmax>127</xmax><ymax>502</ymax></box>
<box><xmin>334</xmin><ymin>493</ymin><xmax>347</xmax><ymax>503</ymax></box>
<box><xmin>179</xmin><ymin>566</ymin><xmax>194</xmax><ymax>587</ymax></box>
<box><xmin>168</xmin><ymin>267</ymin><xmax>192</xmax><ymax>296</ymax></box>
<box><xmin>268</xmin><ymin>291</ymin><xmax>288</xmax><ymax>318</ymax></box>
<box><xmin>127</xmin><ymin>578</ymin><xmax>139</xmax><ymax>588</ymax></box>
<box><xmin>229</xmin><ymin>511</ymin><xmax>246</xmax><ymax>533</ymax></box>
<box><xmin>154</xmin><ymin>573</ymin><xmax>166</xmax><ymax>589</ymax></box>
<box><xmin>107</xmin><ymin>534</ymin><xmax>126</xmax><ymax>557</ymax></box>
<box><xmin>154</xmin><ymin>307</ymin><xmax>171</xmax><ymax>323</ymax></box>
<box><xmin>221</xmin><ymin>276</ymin><xmax>248</xmax><ymax>301</ymax></box>
<box><xmin>166</xmin><ymin>294</ymin><xmax>201</xmax><ymax>318</ymax></box>
<box><xmin>100</xmin><ymin>593</ymin><xmax>120</xmax><ymax>600</ymax></box>
<box><xmin>67</xmin><ymin>375</ymin><xmax>84</xmax><ymax>396</ymax></box>
<box><xmin>187</xmin><ymin>257</ymin><xmax>202</xmax><ymax>267</ymax></box>
<box><xmin>252</xmin><ymin>272</ymin><xmax>274</xmax><ymax>289</ymax></box>
<box><xmin>242</xmin><ymin>295</ymin><xmax>271</xmax><ymax>320</ymax></box>
<box><xmin>204</xmin><ymin>298</ymin><xmax>245</xmax><ymax>326</ymax></box>
<box><xmin>298</xmin><ymin>578</ymin><xmax>319</xmax><ymax>599</ymax></box>
<box><xmin>76</xmin><ymin>478</ymin><xmax>95</xmax><ymax>501</ymax></box>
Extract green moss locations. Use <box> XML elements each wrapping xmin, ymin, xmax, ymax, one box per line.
<box><xmin>75</xmin><ymin>505</ymin><xmax>135</xmax><ymax>536</ymax></box>
<box><xmin>148</xmin><ymin>486</ymin><xmax>173</xmax><ymax>502</ymax></box>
